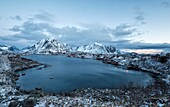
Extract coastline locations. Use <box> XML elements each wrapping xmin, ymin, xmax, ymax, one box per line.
<box><xmin>0</xmin><ymin>53</ymin><xmax>169</xmax><ymax>106</ymax></box>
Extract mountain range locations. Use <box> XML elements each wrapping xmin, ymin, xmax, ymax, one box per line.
<box><xmin>76</xmin><ymin>42</ymin><xmax>116</xmax><ymax>54</ymax></box>
<box><xmin>0</xmin><ymin>38</ymin><xmax>116</xmax><ymax>55</ymax></box>
<box><xmin>22</xmin><ymin>38</ymin><xmax>71</xmax><ymax>54</ymax></box>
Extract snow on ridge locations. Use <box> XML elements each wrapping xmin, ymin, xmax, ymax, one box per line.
<box><xmin>22</xmin><ymin>38</ymin><xmax>71</xmax><ymax>54</ymax></box>
<box><xmin>0</xmin><ymin>38</ymin><xmax>116</xmax><ymax>55</ymax></box>
<box><xmin>0</xmin><ymin>45</ymin><xmax>20</xmax><ymax>53</ymax></box>
<box><xmin>76</xmin><ymin>42</ymin><xmax>116</xmax><ymax>54</ymax></box>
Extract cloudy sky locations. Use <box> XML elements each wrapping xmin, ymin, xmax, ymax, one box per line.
<box><xmin>0</xmin><ymin>0</ymin><xmax>170</xmax><ymax>49</ymax></box>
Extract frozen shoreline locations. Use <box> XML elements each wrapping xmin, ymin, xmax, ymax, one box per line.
<box><xmin>0</xmin><ymin>54</ymin><xmax>170</xmax><ymax>106</ymax></box>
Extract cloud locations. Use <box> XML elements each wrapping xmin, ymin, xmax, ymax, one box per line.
<box><xmin>134</xmin><ymin>7</ymin><xmax>146</xmax><ymax>25</ymax></box>
<box><xmin>162</xmin><ymin>1</ymin><xmax>170</xmax><ymax>8</ymax></box>
<box><xmin>29</xmin><ymin>11</ymin><xmax>56</xmax><ymax>22</ymax></box>
<box><xmin>8</xmin><ymin>21</ymin><xmax>53</xmax><ymax>41</ymax></box>
<box><xmin>112</xmin><ymin>24</ymin><xmax>136</xmax><ymax>37</ymax></box>
<box><xmin>135</xmin><ymin>15</ymin><xmax>144</xmax><ymax>22</ymax></box>
<box><xmin>11</xmin><ymin>15</ymin><xmax>23</xmax><ymax>21</ymax></box>
<box><xmin>1</xmin><ymin>20</ymin><xmax>169</xmax><ymax>50</ymax></box>
<box><xmin>111</xmin><ymin>40</ymin><xmax>170</xmax><ymax>49</ymax></box>
<box><xmin>0</xmin><ymin>38</ymin><xmax>36</xmax><ymax>49</ymax></box>
<box><xmin>131</xmin><ymin>43</ymin><xmax>170</xmax><ymax>49</ymax></box>
<box><xmin>9</xmin><ymin>25</ymin><xmax>22</xmax><ymax>32</ymax></box>
<box><xmin>1</xmin><ymin>20</ymin><xmax>142</xmax><ymax>48</ymax></box>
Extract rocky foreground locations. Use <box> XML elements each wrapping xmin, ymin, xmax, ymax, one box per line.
<box><xmin>0</xmin><ymin>53</ymin><xmax>170</xmax><ymax>107</ymax></box>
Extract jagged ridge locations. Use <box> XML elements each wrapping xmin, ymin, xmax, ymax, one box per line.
<box><xmin>22</xmin><ymin>38</ymin><xmax>71</xmax><ymax>54</ymax></box>
<box><xmin>0</xmin><ymin>45</ymin><xmax>20</xmax><ymax>54</ymax></box>
<box><xmin>76</xmin><ymin>42</ymin><xmax>116</xmax><ymax>54</ymax></box>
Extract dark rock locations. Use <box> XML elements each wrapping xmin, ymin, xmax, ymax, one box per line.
<box><xmin>44</xmin><ymin>64</ymin><xmax>50</xmax><ymax>68</ymax></box>
<box><xmin>8</xmin><ymin>101</ymin><xmax>20</xmax><ymax>107</ymax></box>
<box><xmin>23</xmin><ymin>99</ymin><xmax>35</xmax><ymax>107</ymax></box>
<box><xmin>16</xmin><ymin>86</ymin><xmax>20</xmax><ymax>90</ymax></box>
<box><xmin>11</xmin><ymin>97</ymin><xmax>19</xmax><ymax>100</ymax></box>
<box><xmin>166</xmin><ymin>53</ymin><xmax>170</xmax><ymax>59</ymax></box>
<box><xmin>53</xmin><ymin>92</ymin><xmax>56</xmax><ymax>96</ymax></box>
<box><xmin>7</xmin><ymin>91</ymin><xmax>13</xmax><ymax>95</ymax></box>
<box><xmin>40</xmin><ymin>92</ymin><xmax>45</xmax><ymax>97</ymax></box>
<box><xmin>81</xmin><ymin>56</ymin><xmax>85</xmax><ymax>59</ymax></box>
<box><xmin>14</xmin><ymin>91</ymin><xmax>21</xmax><ymax>96</ymax></box>
<box><xmin>96</xmin><ymin>57</ymin><xmax>103</xmax><ymax>60</ymax></box>
<box><xmin>35</xmin><ymin>87</ymin><xmax>42</xmax><ymax>91</ymax></box>
<box><xmin>49</xmin><ymin>77</ymin><xmax>53</xmax><ymax>79</ymax></box>
<box><xmin>158</xmin><ymin>56</ymin><xmax>168</xmax><ymax>63</ymax></box>
<box><xmin>111</xmin><ymin>60</ymin><xmax>119</xmax><ymax>65</ymax></box>
<box><xmin>14</xmin><ymin>74</ymin><xmax>20</xmax><ymax>77</ymax></box>
<box><xmin>24</xmin><ymin>91</ymin><xmax>30</xmax><ymax>94</ymax></box>
<box><xmin>127</xmin><ymin>64</ymin><xmax>139</xmax><ymax>70</ymax></box>
<box><xmin>37</xmin><ymin>67</ymin><xmax>42</xmax><ymax>70</ymax></box>
<box><xmin>21</xmin><ymin>73</ymin><xmax>26</xmax><ymax>76</ymax></box>
<box><xmin>102</xmin><ymin>59</ymin><xmax>112</xmax><ymax>64</ymax></box>
<box><xmin>15</xmin><ymin>77</ymin><xmax>19</xmax><ymax>80</ymax></box>
<box><xmin>0</xmin><ymin>82</ymin><xmax>5</xmax><ymax>85</ymax></box>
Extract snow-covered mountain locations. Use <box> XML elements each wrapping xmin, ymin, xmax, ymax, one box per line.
<box><xmin>76</xmin><ymin>42</ymin><xmax>116</xmax><ymax>54</ymax></box>
<box><xmin>0</xmin><ymin>45</ymin><xmax>20</xmax><ymax>54</ymax></box>
<box><xmin>22</xmin><ymin>38</ymin><xmax>71</xmax><ymax>54</ymax></box>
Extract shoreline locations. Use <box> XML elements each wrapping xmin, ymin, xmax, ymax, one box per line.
<box><xmin>0</xmin><ymin>54</ymin><xmax>170</xmax><ymax>106</ymax></box>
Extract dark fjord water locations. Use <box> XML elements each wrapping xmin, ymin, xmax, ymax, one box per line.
<box><xmin>16</xmin><ymin>55</ymin><xmax>153</xmax><ymax>93</ymax></box>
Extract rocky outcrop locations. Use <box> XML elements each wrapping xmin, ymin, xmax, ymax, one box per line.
<box><xmin>8</xmin><ymin>54</ymin><xmax>43</xmax><ymax>72</ymax></box>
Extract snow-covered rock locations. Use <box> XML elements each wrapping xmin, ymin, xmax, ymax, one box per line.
<box><xmin>22</xmin><ymin>38</ymin><xmax>71</xmax><ymax>55</ymax></box>
<box><xmin>0</xmin><ymin>45</ymin><xmax>20</xmax><ymax>54</ymax></box>
<box><xmin>76</xmin><ymin>42</ymin><xmax>116</xmax><ymax>54</ymax></box>
<box><xmin>0</xmin><ymin>55</ymin><xmax>11</xmax><ymax>72</ymax></box>
<box><xmin>162</xmin><ymin>75</ymin><xmax>170</xmax><ymax>84</ymax></box>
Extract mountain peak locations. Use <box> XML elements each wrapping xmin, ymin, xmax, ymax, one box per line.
<box><xmin>94</xmin><ymin>42</ymin><xmax>103</xmax><ymax>46</ymax></box>
<box><xmin>22</xmin><ymin>38</ymin><xmax>71</xmax><ymax>54</ymax></box>
<box><xmin>76</xmin><ymin>42</ymin><xmax>116</xmax><ymax>54</ymax></box>
<box><xmin>0</xmin><ymin>45</ymin><xmax>19</xmax><ymax>53</ymax></box>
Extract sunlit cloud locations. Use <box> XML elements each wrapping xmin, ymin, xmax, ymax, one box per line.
<box><xmin>121</xmin><ymin>49</ymin><xmax>164</xmax><ymax>54</ymax></box>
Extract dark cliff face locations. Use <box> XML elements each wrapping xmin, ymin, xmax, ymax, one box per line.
<box><xmin>8</xmin><ymin>46</ymin><xmax>20</xmax><ymax>52</ymax></box>
<box><xmin>105</xmin><ymin>46</ymin><xmax>116</xmax><ymax>53</ymax></box>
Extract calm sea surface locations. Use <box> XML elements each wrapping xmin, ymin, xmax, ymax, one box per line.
<box><xmin>16</xmin><ymin>55</ymin><xmax>153</xmax><ymax>93</ymax></box>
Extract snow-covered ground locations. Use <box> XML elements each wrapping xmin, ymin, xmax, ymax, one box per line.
<box><xmin>0</xmin><ymin>55</ymin><xmax>11</xmax><ymax>72</ymax></box>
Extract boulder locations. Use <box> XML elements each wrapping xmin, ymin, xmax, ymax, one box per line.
<box><xmin>23</xmin><ymin>99</ymin><xmax>35</xmax><ymax>107</ymax></box>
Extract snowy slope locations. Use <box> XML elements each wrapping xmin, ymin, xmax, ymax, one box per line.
<box><xmin>22</xmin><ymin>38</ymin><xmax>71</xmax><ymax>54</ymax></box>
<box><xmin>76</xmin><ymin>42</ymin><xmax>116</xmax><ymax>54</ymax></box>
<box><xmin>0</xmin><ymin>45</ymin><xmax>20</xmax><ymax>54</ymax></box>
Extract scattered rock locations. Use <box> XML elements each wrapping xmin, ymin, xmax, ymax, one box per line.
<box><xmin>23</xmin><ymin>98</ymin><xmax>35</xmax><ymax>107</ymax></box>
<box><xmin>8</xmin><ymin>101</ymin><xmax>20</xmax><ymax>107</ymax></box>
<box><xmin>21</xmin><ymin>73</ymin><xmax>26</xmax><ymax>76</ymax></box>
<box><xmin>35</xmin><ymin>87</ymin><xmax>42</xmax><ymax>91</ymax></box>
<box><xmin>49</xmin><ymin>77</ymin><xmax>53</xmax><ymax>79</ymax></box>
